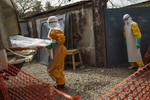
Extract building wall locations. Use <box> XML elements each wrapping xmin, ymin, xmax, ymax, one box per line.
<box><xmin>0</xmin><ymin>0</ymin><xmax>20</xmax><ymax>49</ymax></box>
<box><xmin>71</xmin><ymin>8</ymin><xmax>96</xmax><ymax>66</ymax></box>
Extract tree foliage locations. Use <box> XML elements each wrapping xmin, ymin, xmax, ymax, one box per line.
<box><xmin>32</xmin><ymin>1</ymin><xmax>44</xmax><ymax>14</ymax></box>
<box><xmin>13</xmin><ymin>0</ymin><xmax>43</xmax><ymax>17</ymax></box>
<box><xmin>52</xmin><ymin>0</ymin><xmax>70</xmax><ymax>6</ymax></box>
<box><xmin>44</xmin><ymin>1</ymin><xmax>53</xmax><ymax>11</ymax></box>
<box><xmin>107</xmin><ymin>0</ymin><xmax>140</xmax><ymax>8</ymax></box>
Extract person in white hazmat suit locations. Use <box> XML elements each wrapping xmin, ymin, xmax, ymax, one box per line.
<box><xmin>123</xmin><ymin>14</ymin><xmax>145</xmax><ymax>70</ymax></box>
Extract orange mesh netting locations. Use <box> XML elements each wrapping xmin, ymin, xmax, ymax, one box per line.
<box><xmin>0</xmin><ymin>59</ymin><xmax>79</xmax><ymax>100</ymax></box>
<box><xmin>99</xmin><ymin>63</ymin><xmax>150</xmax><ymax>100</ymax></box>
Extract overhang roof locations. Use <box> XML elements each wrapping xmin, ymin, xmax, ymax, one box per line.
<box><xmin>23</xmin><ymin>0</ymin><xmax>92</xmax><ymax>20</ymax></box>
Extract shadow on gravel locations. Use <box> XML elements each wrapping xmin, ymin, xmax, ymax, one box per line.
<box><xmin>64</xmin><ymin>64</ymin><xmax>137</xmax><ymax>79</ymax></box>
<box><xmin>58</xmin><ymin>86</ymin><xmax>92</xmax><ymax>100</ymax></box>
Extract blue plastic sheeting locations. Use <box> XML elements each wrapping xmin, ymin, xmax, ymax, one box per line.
<box><xmin>37</xmin><ymin>22</ymin><xmax>50</xmax><ymax>65</ymax></box>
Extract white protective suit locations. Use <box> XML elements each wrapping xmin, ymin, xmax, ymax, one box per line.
<box><xmin>123</xmin><ymin>14</ymin><xmax>144</xmax><ymax>69</ymax></box>
<box><xmin>123</xmin><ymin>14</ymin><xmax>143</xmax><ymax>62</ymax></box>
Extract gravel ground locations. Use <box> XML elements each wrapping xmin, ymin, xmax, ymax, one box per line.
<box><xmin>21</xmin><ymin>62</ymin><xmax>137</xmax><ymax>100</ymax></box>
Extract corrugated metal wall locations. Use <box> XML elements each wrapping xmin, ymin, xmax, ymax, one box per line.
<box><xmin>105</xmin><ymin>7</ymin><xmax>150</xmax><ymax>67</ymax></box>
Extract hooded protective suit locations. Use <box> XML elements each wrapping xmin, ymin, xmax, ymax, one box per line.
<box><xmin>45</xmin><ymin>16</ymin><xmax>67</xmax><ymax>86</ymax></box>
<box><xmin>123</xmin><ymin>14</ymin><xmax>144</xmax><ymax>68</ymax></box>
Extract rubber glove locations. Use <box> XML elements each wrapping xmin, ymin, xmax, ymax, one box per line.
<box><xmin>45</xmin><ymin>40</ymin><xmax>58</xmax><ymax>49</ymax></box>
<box><xmin>136</xmin><ymin>37</ymin><xmax>141</xmax><ymax>49</ymax></box>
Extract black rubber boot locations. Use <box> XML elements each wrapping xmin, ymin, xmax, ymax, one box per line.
<box><xmin>53</xmin><ymin>84</ymin><xmax>65</xmax><ymax>89</ymax></box>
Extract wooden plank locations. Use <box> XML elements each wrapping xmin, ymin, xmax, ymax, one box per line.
<box><xmin>9</xmin><ymin>46</ymin><xmax>44</xmax><ymax>51</ymax></box>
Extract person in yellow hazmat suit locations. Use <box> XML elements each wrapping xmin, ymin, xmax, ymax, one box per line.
<box><xmin>45</xmin><ymin>16</ymin><xmax>67</xmax><ymax>89</ymax></box>
<box><xmin>123</xmin><ymin>14</ymin><xmax>144</xmax><ymax>70</ymax></box>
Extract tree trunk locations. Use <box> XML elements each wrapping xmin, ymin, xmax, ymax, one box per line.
<box><xmin>92</xmin><ymin>0</ymin><xmax>107</xmax><ymax>67</ymax></box>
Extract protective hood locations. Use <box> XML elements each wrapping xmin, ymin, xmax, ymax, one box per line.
<box><xmin>47</xmin><ymin>16</ymin><xmax>63</xmax><ymax>31</ymax></box>
<box><xmin>125</xmin><ymin>17</ymin><xmax>133</xmax><ymax>25</ymax></box>
<box><xmin>123</xmin><ymin>14</ymin><xmax>133</xmax><ymax>25</ymax></box>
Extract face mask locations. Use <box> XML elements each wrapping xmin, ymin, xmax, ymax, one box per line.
<box><xmin>49</xmin><ymin>22</ymin><xmax>58</xmax><ymax>28</ymax></box>
<box><xmin>124</xmin><ymin>17</ymin><xmax>132</xmax><ymax>25</ymax></box>
<box><xmin>49</xmin><ymin>22</ymin><xmax>60</xmax><ymax>28</ymax></box>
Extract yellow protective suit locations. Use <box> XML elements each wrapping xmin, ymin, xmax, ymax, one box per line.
<box><xmin>130</xmin><ymin>23</ymin><xmax>144</xmax><ymax>68</ymax></box>
<box><xmin>47</xmin><ymin>29</ymin><xmax>67</xmax><ymax>85</ymax></box>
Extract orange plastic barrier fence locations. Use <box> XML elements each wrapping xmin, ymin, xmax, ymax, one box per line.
<box><xmin>0</xmin><ymin>59</ymin><xmax>79</xmax><ymax>100</ymax></box>
<box><xmin>99</xmin><ymin>63</ymin><xmax>150</xmax><ymax>100</ymax></box>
